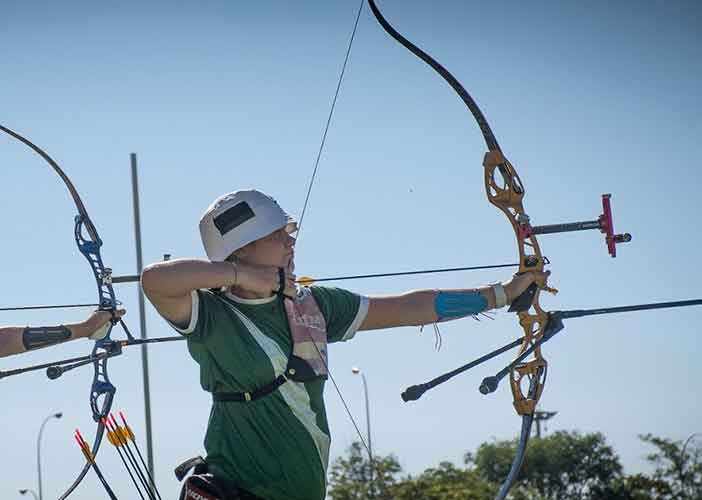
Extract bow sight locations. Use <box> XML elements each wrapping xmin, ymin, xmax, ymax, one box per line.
<box><xmin>526</xmin><ymin>193</ymin><xmax>631</xmax><ymax>258</ymax></box>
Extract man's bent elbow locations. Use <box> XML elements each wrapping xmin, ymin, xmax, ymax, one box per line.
<box><xmin>140</xmin><ymin>263</ymin><xmax>162</xmax><ymax>299</ymax></box>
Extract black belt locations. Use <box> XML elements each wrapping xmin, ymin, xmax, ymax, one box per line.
<box><xmin>213</xmin><ymin>373</ymin><xmax>290</xmax><ymax>403</ymax></box>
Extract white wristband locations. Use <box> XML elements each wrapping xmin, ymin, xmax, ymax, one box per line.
<box><xmin>492</xmin><ymin>283</ymin><xmax>507</xmax><ymax>309</ymax></box>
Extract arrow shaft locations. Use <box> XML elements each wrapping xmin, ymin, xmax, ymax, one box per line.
<box><xmin>305</xmin><ymin>263</ymin><xmax>519</xmax><ymax>283</ymax></box>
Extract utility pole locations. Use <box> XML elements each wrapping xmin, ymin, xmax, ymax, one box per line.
<box><xmin>130</xmin><ymin>153</ymin><xmax>155</xmax><ymax>480</ymax></box>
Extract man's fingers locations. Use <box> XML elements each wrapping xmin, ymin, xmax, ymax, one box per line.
<box><xmin>89</xmin><ymin>322</ymin><xmax>110</xmax><ymax>340</ymax></box>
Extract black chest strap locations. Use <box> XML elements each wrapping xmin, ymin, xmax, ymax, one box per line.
<box><xmin>212</xmin><ymin>355</ymin><xmax>322</xmax><ymax>403</ymax></box>
<box><xmin>213</xmin><ymin>373</ymin><xmax>288</xmax><ymax>403</ymax></box>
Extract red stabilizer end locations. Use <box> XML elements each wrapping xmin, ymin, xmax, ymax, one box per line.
<box><xmin>599</xmin><ymin>194</ymin><xmax>630</xmax><ymax>257</ymax></box>
<box><xmin>600</xmin><ymin>194</ymin><xmax>616</xmax><ymax>257</ymax></box>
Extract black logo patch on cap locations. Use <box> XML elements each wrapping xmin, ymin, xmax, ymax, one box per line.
<box><xmin>214</xmin><ymin>201</ymin><xmax>255</xmax><ymax>236</ymax></box>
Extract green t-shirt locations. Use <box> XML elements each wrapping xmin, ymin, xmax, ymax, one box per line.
<box><xmin>173</xmin><ymin>286</ymin><xmax>369</xmax><ymax>500</ymax></box>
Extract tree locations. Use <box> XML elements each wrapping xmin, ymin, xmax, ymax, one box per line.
<box><xmin>389</xmin><ymin>462</ymin><xmax>495</xmax><ymax>500</ymax></box>
<box><xmin>328</xmin><ymin>443</ymin><xmax>494</xmax><ymax>499</ymax></box>
<box><xmin>468</xmin><ymin>431</ymin><xmax>623</xmax><ymax>499</ymax></box>
<box><xmin>589</xmin><ymin>473</ymin><xmax>672</xmax><ymax>500</ymax></box>
<box><xmin>328</xmin><ymin>431</ymin><xmax>702</xmax><ymax>499</ymax></box>
<box><xmin>637</xmin><ymin>433</ymin><xmax>702</xmax><ymax>499</ymax></box>
<box><xmin>328</xmin><ymin>442</ymin><xmax>402</xmax><ymax>500</ymax></box>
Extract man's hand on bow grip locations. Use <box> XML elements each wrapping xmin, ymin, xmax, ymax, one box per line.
<box><xmin>503</xmin><ymin>270</ymin><xmax>550</xmax><ymax>305</ymax></box>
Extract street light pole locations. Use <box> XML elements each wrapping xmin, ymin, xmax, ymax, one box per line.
<box><xmin>352</xmin><ymin>367</ymin><xmax>374</xmax><ymax>497</ymax></box>
<box><xmin>37</xmin><ymin>412</ymin><xmax>62</xmax><ymax>500</ymax></box>
<box><xmin>351</xmin><ymin>367</ymin><xmax>373</xmax><ymax>459</ymax></box>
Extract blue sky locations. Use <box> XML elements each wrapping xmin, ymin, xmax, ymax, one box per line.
<box><xmin>1</xmin><ymin>1</ymin><xmax>701</xmax><ymax>498</ymax></box>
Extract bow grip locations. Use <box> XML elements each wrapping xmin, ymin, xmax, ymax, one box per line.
<box><xmin>508</xmin><ymin>282</ymin><xmax>538</xmax><ymax>312</ymax></box>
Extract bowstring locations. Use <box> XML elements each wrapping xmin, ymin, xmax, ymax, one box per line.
<box><xmin>296</xmin><ymin>0</ymin><xmax>365</xmax><ymax>241</ymax></box>
<box><xmin>294</xmin><ymin>0</ymin><xmax>379</xmax><ymax>474</ymax></box>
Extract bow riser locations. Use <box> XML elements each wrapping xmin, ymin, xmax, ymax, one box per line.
<box><xmin>483</xmin><ymin>150</ymin><xmax>552</xmax><ymax>415</ymax></box>
<box><xmin>75</xmin><ymin>216</ymin><xmax>116</xmax><ymax>313</ymax></box>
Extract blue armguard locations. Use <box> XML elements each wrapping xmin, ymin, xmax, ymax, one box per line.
<box><xmin>434</xmin><ymin>291</ymin><xmax>488</xmax><ymax>320</ymax></box>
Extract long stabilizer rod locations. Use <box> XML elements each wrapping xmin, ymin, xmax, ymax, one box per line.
<box><xmin>557</xmin><ymin>299</ymin><xmax>702</xmax><ymax>319</ymax></box>
<box><xmin>403</xmin><ymin>298</ymin><xmax>701</xmax><ymax>401</ymax></box>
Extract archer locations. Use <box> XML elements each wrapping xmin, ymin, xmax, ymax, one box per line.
<box><xmin>141</xmin><ymin>189</ymin><xmax>545</xmax><ymax>500</ymax></box>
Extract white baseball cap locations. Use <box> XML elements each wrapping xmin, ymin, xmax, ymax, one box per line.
<box><xmin>199</xmin><ymin>189</ymin><xmax>297</xmax><ymax>261</ymax></box>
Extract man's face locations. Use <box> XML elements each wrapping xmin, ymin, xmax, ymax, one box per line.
<box><xmin>244</xmin><ymin>227</ymin><xmax>296</xmax><ymax>271</ymax></box>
